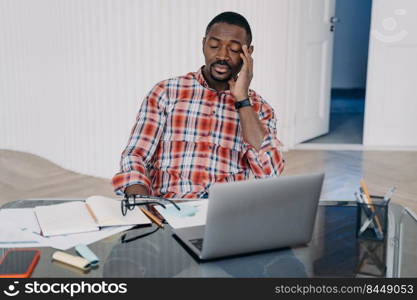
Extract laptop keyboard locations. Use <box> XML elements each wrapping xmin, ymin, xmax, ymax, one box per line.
<box><xmin>189</xmin><ymin>238</ymin><xmax>204</xmax><ymax>251</ymax></box>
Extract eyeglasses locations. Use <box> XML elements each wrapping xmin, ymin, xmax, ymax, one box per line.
<box><xmin>120</xmin><ymin>194</ymin><xmax>181</xmax><ymax>216</ymax></box>
<box><xmin>121</xmin><ymin>224</ymin><xmax>161</xmax><ymax>243</ymax></box>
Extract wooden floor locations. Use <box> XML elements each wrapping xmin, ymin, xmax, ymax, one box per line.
<box><xmin>1</xmin><ymin>149</ymin><xmax>416</xmax><ymax>213</ymax></box>
<box><xmin>282</xmin><ymin>150</ymin><xmax>417</xmax><ymax>213</ymax></box>
<box><xmin>0</xmin><ymin>150</ymin><xmax>115</xmax><ymax>205</ymax></box>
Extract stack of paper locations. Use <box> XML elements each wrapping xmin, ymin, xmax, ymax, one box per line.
<box><xmin>0</xmin><ymin>196</ymin><xmax>151</xmax><ymax>250</ymax></box>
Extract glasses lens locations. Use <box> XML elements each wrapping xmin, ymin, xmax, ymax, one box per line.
<box><xmin>121</xmin><ymin>199</ymin><xmax>127</xmax><ymax>216</ymax></box>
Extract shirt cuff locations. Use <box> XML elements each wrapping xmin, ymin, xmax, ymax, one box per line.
<box><xmin>111</xmin><ymin>170</ymin><xmax>152</xmax><ymax>196</ymax></box>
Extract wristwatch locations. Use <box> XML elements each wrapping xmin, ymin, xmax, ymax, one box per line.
<box><xmin>234</xmin><ymin>98</ymin><xmax>252</xmax><ymax>109</ymax></box>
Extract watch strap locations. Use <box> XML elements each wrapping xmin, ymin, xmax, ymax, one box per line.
<box><xmin>235</xmin><ymin>98</ymin><xmax>251</xmax><ymax>109</ymax></box>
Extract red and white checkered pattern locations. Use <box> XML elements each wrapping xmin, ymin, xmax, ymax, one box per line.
<box><xmin>112</xmin><ymin>67</ymin><xmax>284</xmax><ymax>199</ymax></box>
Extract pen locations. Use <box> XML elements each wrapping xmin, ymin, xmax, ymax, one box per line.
<box><xmin>359</xmin><ymin>217</ymin><xmax>374</xmax><ymax>235</ymax></box>
<box><xmin>354</xmin><ymin>191</ymin><xmax>363</xmax><ymax>204</ymax></box>
<box><xmin>140</xmin><ymin>207</ymin><xmax>164</xmax><ymax>228</ymax></box>
<box><xmin>356</xmin><ymin>191</ymin><xmax>381</xmax><ymax>235</ymax></box>
<box><xmin>383</xmin><ymin>186</ymin><xmax>397</xmax><ymax>203</ymax></box>
<box><xmin>360</xmin><ymin>180</ymin><xmax>384</xmax><ymax>238</ymax></box>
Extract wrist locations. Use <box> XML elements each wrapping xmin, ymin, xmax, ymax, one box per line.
<box><xmin>125</xmin><ymin>184</ymin><xmax>150</xmax><ymax>196</ymax></box>
<box><xmin>235</xmin><ymin>94</ymin><xmax>249</xmax><ymax>102</ymax></box>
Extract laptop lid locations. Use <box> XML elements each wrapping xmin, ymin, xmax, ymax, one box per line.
<box><xmin>200</xmin><ymin>172</ymin><xmax>325</xmax><ymax>260</ymax></box>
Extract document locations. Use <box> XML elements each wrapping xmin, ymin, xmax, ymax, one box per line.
<box><xmin>0</xmin><ymin>223</ymin><xmax>45</xmax><ymax>248</ymax></box>
<box><xmin>35</xmin><ymin>202</ymin><xmax>98</xmax><ymax>236</ymax></box>
<box><xmin>0</xmin><ymin>208</ymin><xmax>41</xmax><ymax>234</ymax></box>
<box><xmin>0</xmin><ymin>207</ymin><xmax>133</xmax><ymax>250</ymax></box>
<box><xmin>86</xmin><ymin>195</ymin><xmax>150</xmax><ymax>227</ymax></box>
<box><xmin>39</xmin><ymin>225</ymin><xmax>133</xmax><ymax>250</ymax></box>
<box><xmin>34</xmin><ymin>196</ymin><xmax>150</xmax><ymax>237</ymax></box>
<box><xmin>0</xmin><ymin>209</ymin><xmax>48</xmax><ymax>248</ymax></box>
<box><xmin>155</xmin><ymin>200</ymin><xmax>208</xmax><ymax>229</ymax></box>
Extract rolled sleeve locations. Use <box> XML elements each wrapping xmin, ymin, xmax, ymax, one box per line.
<box><xmin>112</xmin><ymin>162</ymin><xmax>152</xmax><ymax>196</ymax></box>
<box><xmin>112</xmin><ymin>82</ymin><xmax>168</xmax><ymax>195</ymax></box>
<box><xmin>243</xmin><ymin>98</ymin><xmax>285</xmax><ymax>178</ymax></box>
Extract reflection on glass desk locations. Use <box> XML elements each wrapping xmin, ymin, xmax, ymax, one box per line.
<box><xmin>1</xmin><ymin>200</ymin><xmax>416</xmax><ymax>278</ymax></box>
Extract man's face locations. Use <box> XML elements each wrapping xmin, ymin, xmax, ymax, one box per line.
<box><xmin>202</xmin><ymin>22</ymin><xmax>252</xmax><ymax>83</ymax></box>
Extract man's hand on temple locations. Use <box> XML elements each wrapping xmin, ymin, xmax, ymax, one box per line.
<box><xmin>228</xmin><ymin>44</ymin><xmax>254</xmax><ymax>102</ymax></box>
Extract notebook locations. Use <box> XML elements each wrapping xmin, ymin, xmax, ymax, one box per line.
<box><xmin>34</xmin><ymin>196</ymin><xmax>150</xmax><ymax>237</ymax></box>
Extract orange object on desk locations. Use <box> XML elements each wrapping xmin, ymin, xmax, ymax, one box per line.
<box><xmin>0</xmin><ymin>248</ymin><xmax>40</xmax><ymax>278</ymax></box>
<box><xmin>140</xmin><ymin>207</ymin><xmax>164</xmax><ymax>228</ymax></box>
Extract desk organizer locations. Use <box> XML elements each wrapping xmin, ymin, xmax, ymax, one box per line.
<box><xmin>356</xmin><ymin>196</ymin><xmax>388</xmax><ymax>241</ymax></box>
<box><xmin>355</xmin><ymin>239</ymin><xmax>387</xmax><ymax>277</ymax></box>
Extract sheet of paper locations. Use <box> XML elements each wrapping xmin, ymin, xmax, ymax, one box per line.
<box><xmin>0</xmin><ymin>227</ymin><xmax>38</xmax><ymax>245</ymax></box>
<box><xmin>155</xmin><ymin>200</ymin><xmax>208</xmax><ymax>229</ymax></box>
<box><xmin>0</xmin><ymin>218</ymin><xmax>48</xmax><ymax>248</ymax></box>
<box><xmin>86</xmin><ymin>195</ymin><xmax>150</xmax><ymax>227</ymax></box>
<box><xmin>37</xmin><ymin>225</ymin><xmax>132</xmax><ymax>250</ymax></box>
<box><xmin>0</xmin><ymin>208</ymin><xmax>41</xmax><ymax>234</ymax></box>
<box><xmin>35</xmin><ymin>201</ymin><xmax>99</xmax><ymax>236</ymax></box>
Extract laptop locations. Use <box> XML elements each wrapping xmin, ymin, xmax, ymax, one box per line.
<box><xmin>173</xmin><ymin>172</ymin><xmax>325</xmax><ymax>260</ymax></box>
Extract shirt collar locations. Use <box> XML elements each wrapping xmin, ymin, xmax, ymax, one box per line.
<box><xmin>194</xmin><ymin>66</ymin><xmax>211</xmax><ymax>89</ymax></box>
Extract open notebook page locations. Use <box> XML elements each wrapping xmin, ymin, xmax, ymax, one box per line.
<box><xmin>86</xmin><ymin>196</ymin><xmax>151</xmax><ymax>227</ymax></box>
<box><xmin>35</xmin><ymin>202</ymin><xmax>99</xmax><ymax>237</ymax></box>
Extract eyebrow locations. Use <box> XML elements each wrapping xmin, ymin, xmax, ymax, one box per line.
<box><xmin>208</xmin><ymin>36</ymin><xmax>242</xmax><ymax>46</ymax></box>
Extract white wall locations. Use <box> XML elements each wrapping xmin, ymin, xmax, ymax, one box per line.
<box><xmin>364</xmin><ymin>0</ymin><xmax>417</xmax><ymax>147</ymax></box>
<box><xmin>331</xmin><ymin>0</ymin><xmax>372</xmax><ymax>89</ymax></box>
<box><xmin>0</xmin><ymin>0</ymin><xmax>289</xmax><ymax>178</ymax></box>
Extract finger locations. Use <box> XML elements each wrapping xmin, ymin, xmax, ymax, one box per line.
<box><xmin>242</xmin><ymin>45</ymin><xmax>253</xmax><ymax>60</ymax></box>
<box><xmin>240</xmin><ymin>53</ymin><xmax>248</xmax><ymax>70</ymax></box>
<box><xmin>242</xmin><ymin>45</ymin><xmax>253</xmax><ymax>68</ymax></box>
<box><xmin>240</xmin><ymin>53</ymin><xmax>252</xmax><ymax>76</ymax></box>
<box><xmin>242</xmin><ymin>44</ymin><xmax>248</xmax><ymax>55</ymax></box>
<box><xmin>243</xmin><ymin>45</ymin><xmax>253</xmax><ymax>69</ymax></box>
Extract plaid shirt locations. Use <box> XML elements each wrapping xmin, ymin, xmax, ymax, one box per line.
<box><xmin>112</xmin><ymin>67</ymin><xmax>284</xmax><ymax>198</ymax></box>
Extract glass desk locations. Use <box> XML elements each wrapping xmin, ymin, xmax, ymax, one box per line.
<box><xmin>1</xmin><ymin>200</ymin><xmax>416</xmax><ymax>278</ymax></box>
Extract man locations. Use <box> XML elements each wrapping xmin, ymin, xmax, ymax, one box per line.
<box><xmin>112</xmin><ymin>11</ymin><xmax>284</xmax><ymax>199</ymax></box>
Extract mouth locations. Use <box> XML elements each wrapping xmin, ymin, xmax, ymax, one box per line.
<box><xmin>212</xmin><ymin>63</ymin><xmax>230</xmax><ymax>75</ymax></box>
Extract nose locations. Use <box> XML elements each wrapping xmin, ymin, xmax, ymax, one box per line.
<box><xmin>215</xmin><ymin>45</ymin><xmax>230</xmax><ymax>61</ymax></box>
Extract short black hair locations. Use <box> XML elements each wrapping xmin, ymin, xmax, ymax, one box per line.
<box><xmin>205</xmin><ymin>11</ymin><xmax>252</xmax><ymax>45</ymax></box>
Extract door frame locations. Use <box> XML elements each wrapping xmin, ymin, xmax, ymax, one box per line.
<box><xmin>284</xmin><ymin>0</ymin><xmax>367</xmax><ymax>150</ymax></box>
<box><xmin>282</xmin><ymin>0</ymin><xmax>302</xmax><ymax>151</ymax></box>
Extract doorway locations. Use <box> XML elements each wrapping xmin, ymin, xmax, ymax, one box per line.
<box><xmin>302</xmin><ymin>0</ymin><xmax>372</xmax><ymax>145</ymax></box>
